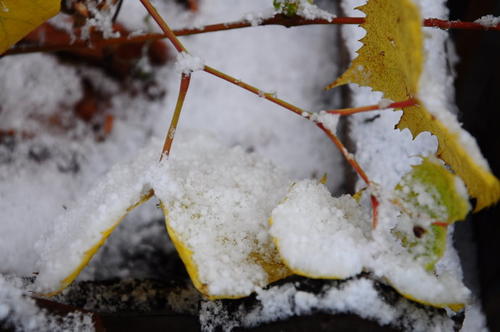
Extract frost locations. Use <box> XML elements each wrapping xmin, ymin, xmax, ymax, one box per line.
<box><xmin>175</xmin><ymin>52</ymin><xmax>206</xmax><ymax>74</ymax></box>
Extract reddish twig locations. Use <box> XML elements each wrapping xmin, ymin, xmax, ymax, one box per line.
<box><xmin>3</xmin><ymin>14</ymin><xmax>499</xmax><ymax>57</ymax></box>
<box><xmin>203</xmin><ymin>65</ymin><xmax>373</xmax><ymax>186</ymax></box>
<box><xmin>432</xmin><ymin>221</ymin><xmax>449</xmax><ymax>228</ymax></box>
<box><xmin>370</xmin><ymin>195</ymin><xmax>380</xmax><ymax>229</ymax></box>
<box><xmin>139</xmin><ymin>0</ymin><xmax>187</xmax><ymax>53</ymax></box>
<box><xmin>161</xmin><ymin>73</ymin><xmax>191</xmax><ymax>159</ymax></box>
<box><xmin>326</xmin><ymin>98</ymin><xmax>418</xmax><ymax>116</ymax></box>
<box><xmin>423</xmin><ymin>18</ymin><xmax>500</xmax><ymax>31</ymax></box>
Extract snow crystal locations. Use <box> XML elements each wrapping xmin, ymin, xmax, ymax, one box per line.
<box><xmin>474</xmin><ymin>15</ymin><xmax>500</xmax><ymax>28</ymax></box>
<box><xmin>175</xmin><ymin>52</ymin><xmax>206</xmax><ymax>75</ymax></box>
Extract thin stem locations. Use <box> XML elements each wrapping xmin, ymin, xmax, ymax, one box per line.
<box><xmin>203</xmin><ymin>65</ymin><xmax>308</xmax><ymax>117</ymax></box>
<box><xmin>174</xmin><ymin>15</ymin><xmax>365</xmax><ymax>36</ymax></box>
<box><xmin>326</xmin><ymin>98</ymin><xmax>418</xmax><ymax>116</ymax></box>
<box><xmin>161</xmin><ymin>73</ymin><xmax>191</xmax><ymax>160</ymax></box>
<box><xmin>203</xmin><ymin>64</ymin><xmax>372</xmax><ymax>186</ymax></box>
<box><xmin>139</xmin><ymin>0</ymin><xmax>187</xmax><ymax>53</ymax></box>
<box><xmin>314</xmin><ymin>121</ymin><xmax>370</xmax><ymax>185</ymax></box>
<box><xmin>370</xmin><ymin>195</ymin><xmax>380</xmax><ymax>229</ymax></box>
<box><xmin>423</xmin><ymin>18</ymin><xmax>500</xmax><ymax>31</ymax></box>
<box><xmin>4</xmin><ymin>14</ymin><xmax>499</xmax><ymax>56</ymax></box>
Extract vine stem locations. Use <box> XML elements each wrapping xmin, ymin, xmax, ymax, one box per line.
<box><xmin>160</xmin><ymin>73</ymin><xmax>191</xmax><ymax>160</ymax></box>
<box><xmin>203</xmin><ymin>65</ymin><xmax>372</xmax><ymax>186</ymax></box>
<box><xmin>139</xmin><ymin>0</ymin><xmax>192</xmax><ymax>160</ymax></box>
<box><xmin>3</xmin><ymin>15</ymin><xmax>499</xmax><ymax>56</ymax></box>
<box><xmin>326</xmin><ymin>98</ymin><xmax>418</xmax><ymax>116</ymax></box>
<box><xmin>139</xmin><ymin>0</ymin><xmax>187</xmax><ymax>53</ymax></box>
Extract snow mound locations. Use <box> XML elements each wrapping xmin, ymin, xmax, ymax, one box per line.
<box><xmin>270</xmin><ymin>180</ymin><xmax>470</xmax><ymax>309</ymax></box>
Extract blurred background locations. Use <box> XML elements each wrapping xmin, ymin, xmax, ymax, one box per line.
<box><xmin>449</xmin><ymin>0</ymin><xmax>500</xmax><ymax>330</ymax></box>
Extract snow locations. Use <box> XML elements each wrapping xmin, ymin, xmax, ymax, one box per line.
<box><xmin>79</xmin><ymin>1</ymin><xmax>121</xmax><ymax>40</ymax></box>
<box><xmin>315</xmin><ymin>111</ymin><xmax>340</xmax><ymax>135</ymax></box>
<box><xmin>270</xmin><ymin>180</ymin><xmax>470</xmax><ymax>306</ymax></box>
<box><xmin>0</xmin><ymin>0</ymin><xmax>340</xmax><ymax>276</ymax></box>
<box><xmin>203</xmin><ymin>276</ymin><xmax>460</xmax><ymax>331</ymax></box>
<box><xmin>271</xmin><ymin>181</ymin><xmax>367</xmax><ymax>279</ymax></box>
<box><xmin>175</xmin><ymin>52</ymin><xmax>205</xmax><ymax>74</ymax></box>
<box><xmin>0</xmin><ymin>275</ymin><xmax>94</xmax><ymax>332</ymax></box>
<box><xmin>153</xmin><ymin>132</ymin><xmax>291</xmax><ymax>297</ymax></box>
<box><xmin>474</xmin><ymin>15</ymin><xmax>500</xmax><ymax>28</ymax></box>
<box><xmin>297</xmin><ymin>2</ymin><xmax>336</xmax><ymax>21</ymax></box>
<box><xmin>35</xmin><ymin>131</ymin><xmax>291</xmax><ymax>297</ymax></box>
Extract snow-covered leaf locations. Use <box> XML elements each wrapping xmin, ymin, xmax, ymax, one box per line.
<box><xmin>35</xmin><ymin>133</ymin><xmax>291</xmax><ymax>299</ymax></box>
<box><xmin>270</xmin><ymin>180</ymin><xmax>470</xmax><ymax>310</ymax></box>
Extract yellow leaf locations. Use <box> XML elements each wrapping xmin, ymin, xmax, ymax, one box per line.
<box><xmin>162</xmin><ymin>202</ymin><xmax>291</xmax><ymax>300</ymax></box>
<box><xmin>42</xmin><ymin>190</ymin><xmax>154</xmax><ymax>297</ymax></box>
<box><xmin>398</xmin><ymin>105</ymin><xmax>500</xmax><ymax>211</ymax></box>
<box><xmin>327</xmin><ymin>0</ymin><xmax>500</xmax><ymax>211</ymax></box>
<box><xmin>0</xmin><ymin>0</ymin><xmax>60</xmax><ymax>54</ymax></box>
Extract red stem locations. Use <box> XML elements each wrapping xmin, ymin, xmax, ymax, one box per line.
<box><xmin>203</xmin><ymin>65</ymin><xmax>307</xmax><ymax>117</ymax></box>
<box><xmin>203</xmin><ymin>65</ymin><xmax>371</xmax><ymax>186</ymax></box>
<box><xmin>326</xmin><ymin>98</ymin><xmax>418</xmax><ymax>116</ymax></box>
<box><xmin>423</xmin><ymin>18</ymin><xmax>500</xmax><ymax>31</ymax></box>
<box><xmin>161</xmin><ymin>73</ymin><xmax>191</xmax><ymax>160</ymax></box>
<box><xmin>370</xmin><ymin>195</ymin><xmax>380</xmax><ymax>229</ymax></box>
<box><xmin>3</xmin><ymin>15</ymin><xmax>499</xmax><ymax>56</ymax></box>
<box><xmin>139</xmin><ymin>0</ymin><xmax>187</xmax><ymax>53</ymax></box>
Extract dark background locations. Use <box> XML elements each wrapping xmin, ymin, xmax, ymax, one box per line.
<box><xmin>449</xmin><ymin>0</ymin><xmax>500</xmax><ymax>331</ymax></box>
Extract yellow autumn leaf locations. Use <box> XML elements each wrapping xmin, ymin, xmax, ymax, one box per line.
<box><xmin>162</xmin><ymin>203</ymin><xmax>291</xmax><ymax>300</ymax></box>
<box><xmin>0</xmin><ymin>0</ymin><xmax>60</xmax><ymax>54</ymax></box>
<box><xmin>42</xmin><ymin>190</ymin><xmax>155</xmax><ymax>297</ymax></box>
<box><xmin>327</xmin><ymin>0</ymin><xmax>500</xmax><ymax>211</ymax></box>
